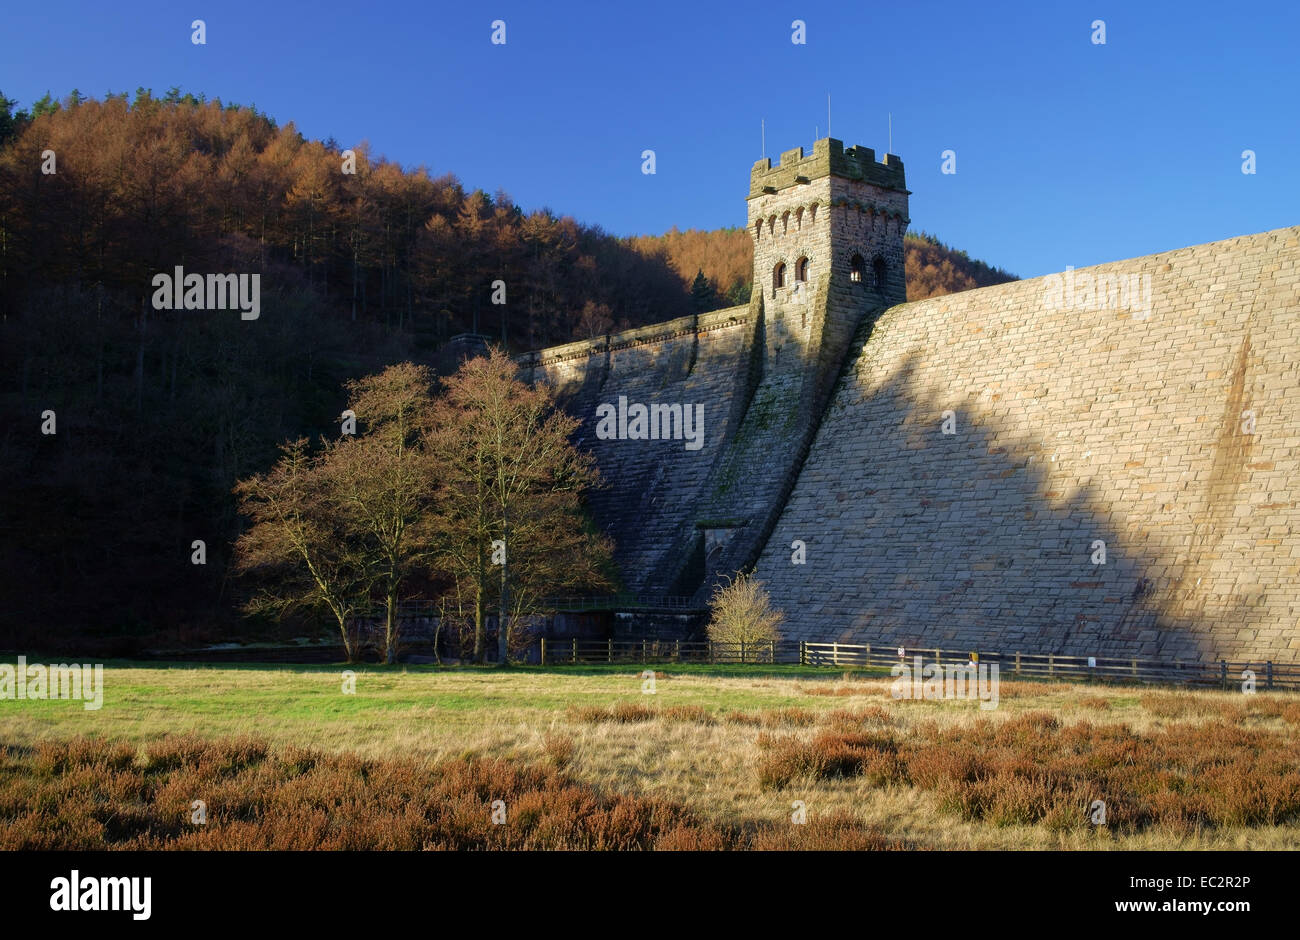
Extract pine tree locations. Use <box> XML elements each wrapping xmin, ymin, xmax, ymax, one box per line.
<box><xmin>690</xmin><ymin>268</ymin><xmax>715</xmax><ymax>312</ymax></box>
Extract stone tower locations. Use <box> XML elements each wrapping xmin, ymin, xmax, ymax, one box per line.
<box><xmin>747</xmin><ymin>138</ymin><xmax>909</xmax><ymax>377</ymax></box>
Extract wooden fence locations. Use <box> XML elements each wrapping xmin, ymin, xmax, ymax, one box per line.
<box><xmin>535</xmin><ymin>638</ymin><xmax>1300</xmax><ymax>691</ymax></box>
<box><xmin>538</xmin><ymin>638</ymin><xmax>795</xmax><ymax>665</ymax></box>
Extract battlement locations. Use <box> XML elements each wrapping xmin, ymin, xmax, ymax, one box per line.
<box><xmin>749</xmin><ymin>138</ymin><xmax>907</xmax><ymax>200</ymax></box>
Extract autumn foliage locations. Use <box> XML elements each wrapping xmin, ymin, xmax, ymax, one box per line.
<box><xmin>232</xmin><ymin>351</ymin><xmax>614</xmax><ymax>663</ymax></box>
<box><xmin>0</xmin><ymin>734</ymin><xmax>903</xmax><ymax>850</ymax></box>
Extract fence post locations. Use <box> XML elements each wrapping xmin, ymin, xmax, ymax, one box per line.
<box><xmin>864</xmin><ymin>643</ymin><xmax>870</xmax><ymax>667</ymax></box>
<box><xmin>1220</xmin><ymin>660</ymin><xmax>1227</xmax><ymax>690</ymax></box>
<box><xmin>572</xmin><ymin>639</ymin><xmax>577</xmax><ymax>664</ymax></box>
<box><xmin>675</xmin><ymin>639</ymin><xmax>681</xmax><ymax>662</ymax></box>
<box><xmin>1048</xmin><ymin>653</ymin><xmax>1054</xmax><ymax>677</ymax></box>
<box><xmin>1131</xmin><ymin>658</ymin><xmax>1137</xmax><ymax>678</ymax></box>
<box><xmin>642</xmin><ymin>639</ymin><xmax>647</xmax><ymax>664</ymax></box>
<box><xmin>709</xmin><ymin>641</ymin><xmax>714</xmax><ymax>664</ymax></box>
<box><xmin>935</xmin><ymin>648</ymin><xmax>942</xmax><ymax>667</ymax></box>
<box><xmin>540</xmin><ymin>637</ymin><xmax>546</xmax><ymax>666</ymax></box>
<box><xmin>800</xmin><ymin>641</ymin><xmax>806</xmax><ymax>666</ymax></box>
<box><xmin>770</xmin><ymin>640</ymin><xmax>775</xmax><ymax>664</ymax></box>
<box><xmin>607</xmin><ymin>638</ymin><xmax>613</xmax><ymax>663</ymax></box>
<box><xmin>1014</xmin><ymin>651</ymin><xmax>1021</xmax><ymax>676</ymax></box>
<box><xmin>1267</xmin><ymin>661</ymin><xmax>1274</xmax><ymax>690</ymax></box>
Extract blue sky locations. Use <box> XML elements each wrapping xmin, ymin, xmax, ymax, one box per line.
<box><xmin>2</xmin><ymin>0</ymin><xmax>1296</xmax><ymax>277</ymax></box>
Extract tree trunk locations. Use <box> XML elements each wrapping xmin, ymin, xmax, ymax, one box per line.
<box><xmin>384</xmin><ymin>584</ymin><xmax>398</xmax><ymax>665</ymax></box>
<box><xmin>497</xmin><ymin>509</ymin><xmax>509</xmax><ymax>666</ymax></box>
<box><xmin>336</xmin><ymin>611</ymin><xmax>355</xmax><ymax>664</ymax></box>
<box><xmin>473</xmin><ymin>584</ymin><xmax>486</xmax><ymax>664</ymax></box>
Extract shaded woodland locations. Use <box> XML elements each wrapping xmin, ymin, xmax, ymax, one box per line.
<box><xmin>0</xmin><ymin>90</ymin><xmax>1015</xmax><ymax>652</ymax></box>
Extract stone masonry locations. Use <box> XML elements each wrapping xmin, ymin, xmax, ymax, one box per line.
<box><xmin>521</xmin><ymin>139</ymin><xmax>1300</xmax><ymax>663</ymax></box>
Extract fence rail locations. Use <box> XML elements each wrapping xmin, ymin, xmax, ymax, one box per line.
<box><xmin>534</xmin><ymin>638</ymin><xmax>1300</xmax><ymax>690</ymax></box>
<box><xmin>351</xmin><ymin>595</ymin><xmax>704</xmax><ymax>620</ymax></box>
<box><xmin>539</xmin><ymin>639</ymin><xmax>798</xmax><ymax>664</ymax></box>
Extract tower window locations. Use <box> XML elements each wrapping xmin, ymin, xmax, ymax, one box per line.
<box><xmin>850</xmin><ymin>253</ymin><xmax>865</xmax><ymax>283</ymax></box>
<box><xmin>873</xmin><ymin>255</ymin><xmax>888</xmax><ymax>289</ymax></box>
<box><xmin>795</xmin><ymin>257</ymin><xmax>809</xmax><ymax>282</ymax></box>
<box><xmin>754</xmin><ymin>219</ymin><xmax>762</xmax><ymax>241</ymax></box>
<box><xmin>773</xmin><ymin>262</ymin><xmax>786</xmax><ymax>294</ymax></box>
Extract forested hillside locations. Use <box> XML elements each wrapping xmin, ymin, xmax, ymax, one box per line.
<box><xmin>0</xmin><ymin>90</ymin><xmax>1014</xmax><ymax>651</ymax></box>
<box><xmin>631</xmin><ymin>227</ymin><xmax>1017</xmax><ymax>308</ymax></box>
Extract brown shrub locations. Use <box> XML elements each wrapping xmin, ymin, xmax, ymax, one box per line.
<box><xmin>892</xmin><ymin>714</ymin><xmax>1300</xmax><ymax>833</ymax></box>
<box><xmin>825</xmin><ymin>705</ymin><xmax>895</xmax><ymax>728</ymax></box>
<box><xmin>723</xmin><ymin>707</ymin><xmax>816</xmax><ymax>727</ymax></box>
<box><xmin>751</xmin><ymin>811</ymin><xmax>906</xmax><ymax>850</ymax></box>
<box><xmin>757</xmin><ymin>728</ymin><xmax>904</xmax><ymax>790</ymax></box>
<box><xmin>542</xmin><ymin>734</ymin><xmax>575</xmax><ymax>770</ymax></box>
<box><xmin>661</xmin><ymin>705</ymin><xmax>713</xmax><ymax>724</ymax></box>
<box><xmin>0</xmin><ymin>734</ymin><xmax>911</xmax><ymax>851</ymax></box>
<box><xmin>1140</xmin><ymin>693</ymin><xmax>1191</xmax><ymax>719</ymax></box>
<box><xmin>800</xmin><ymin>685</ymin><xmax>868</xmax><ymax>698</ymax></box>
<box><xmin>566</xmin><ymin>703</ymin><xmax>656</xmax><ymax>724</ymax></box>
<box><xmin>566</xmin><ymin>702</ymin><xmax>711</xmax><ymax>725</ymax></box>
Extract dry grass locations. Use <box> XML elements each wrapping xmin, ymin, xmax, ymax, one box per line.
<box><xmin>4</xmin><ymin>662</ymin><xmax>1300</xmax><ymax>849</ymax></box>
<box><xmin>722</xmin><ymin>707</ymin><xmax>819</xmax><ymax>727</ymax></box>
<box><xmin>0</xmin><ymin>735</ymin><xmax>901</xmax><ymax>851</ymax></box>
<box><xmin>756</xmin><ymin>710</ymin><xmax>1300</xmax><ymax>835</ymax></box>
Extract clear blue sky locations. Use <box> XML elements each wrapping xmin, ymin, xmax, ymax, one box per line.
<box><xmin>2</xmin><ymin>0</ymin><xmax>1296</xmax><ymax>277</ymax></box>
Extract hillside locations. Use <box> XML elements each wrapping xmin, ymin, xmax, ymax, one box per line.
<box><xmin>0</xmin><ymin>90</ymin><xmax>1014</xmax><ymax>648</ymax></box>
<box><xmin>630</xmin><ymin>227</ymin><xmax>1017</xmax><ymax>310</ymax></box>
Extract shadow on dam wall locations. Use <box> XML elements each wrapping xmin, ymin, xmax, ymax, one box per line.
<box><xmin>757</xmin><ymin>346</ymin><xmax>1269</xmax><ymax>663</ymax></box>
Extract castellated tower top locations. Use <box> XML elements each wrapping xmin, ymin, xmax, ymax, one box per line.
<box><xmin>746</xmin><ymin>138</ymin><xmax>911</xmax><ymax>352</ymax></box>
<box><xmin>749</xmin><ymin>138</ymin><xmax>908</xmax><ymax>200</ymax></box>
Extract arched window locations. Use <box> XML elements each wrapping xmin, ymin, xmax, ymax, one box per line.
<box><xmin>773</xmin><ymin>262</ymin><xmax>786</xmax><ymax>295</ymax></box>
<box><xmin>781</xmin><ymin>211</ymin><xmax>789</xmax><ymax>234</ymax></box>
<box><xmin>850</xmin><ymin>253</ymin><xmax>865</xmax><ymax>283</ymax></box>
<box><xmin>795</xmin><ymin>207</ymin><xmax>804</xmax><ymax>229</ymax></box>
<box><xmin>754</xmin><ymin>219</ymin><xmax>762</xmax><ymax>241</ymax></box>
<box><xmin>873</xmin><ymin>255</ymin><xmax>888</xmax><ymax>289</ymax></box>
<box><xmin>795</xmin><ymin>257</ymin><xmax>809</xmax><ymax>282</ymax></box>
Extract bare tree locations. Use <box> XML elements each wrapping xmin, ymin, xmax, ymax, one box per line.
<box><xmin>331</xmin><ymin>363</ymin><xmax>439</xmax><ymax>664</ymax></box>
<box><xmin>706</xmin><ymin>573</ymin><xmax>784</xmax><ymax>662</ymax></box>
<box><xmin>426</xmin><ymin>348</ymin><xmax>613</xmax><ymax>663</ymax></box>
<box><xmin>232</xmin><ymin>438</ymin><xmax>370</xmax><ymax>662</ymax></box>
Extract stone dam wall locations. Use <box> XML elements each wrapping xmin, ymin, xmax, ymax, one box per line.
<box><xmin>517</xmin><ymin>306</ymin><xmax>759</xmax><ymax>595</ymax></box>
<box><xmin>754</xmin><ymin>226</ymin><xmax>1300</xmax><ymax>663</ymax></box>
<box><xmin>522</xmin><ymin>225</ymin><xmax>1300</xmax><ymax>663</ymax></box>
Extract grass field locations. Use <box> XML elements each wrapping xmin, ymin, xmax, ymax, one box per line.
<box><xmin>2</xmin><ymin>662</ymin><xmax>1299</xmax><ymax>849</ymax></box>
